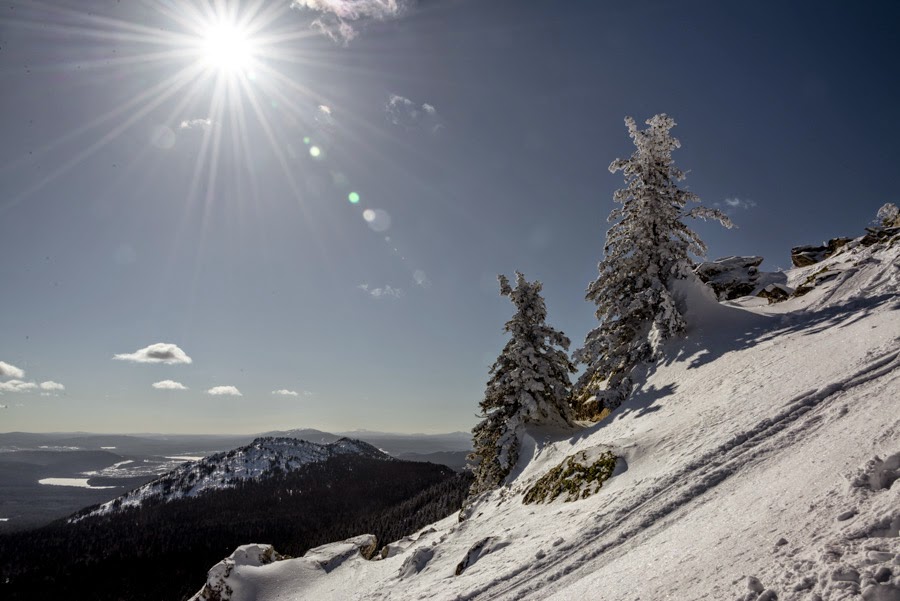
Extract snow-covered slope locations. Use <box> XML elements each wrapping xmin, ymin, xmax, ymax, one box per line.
<box><xmin>192</xmin><ymin>233</ymin><xmax>900</xmax><ymax>601</ymax></box>
<box><xmin>81</xmin><ymin>437</ymin><xmax>390</xmax><ymax>518</ymax></box>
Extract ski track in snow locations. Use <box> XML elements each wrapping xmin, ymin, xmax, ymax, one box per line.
<box><xmin>471</xmin><ymin>349</ymin><xmax>900</xmax><ymax>600</ymax></box>
<box><xmin>189</xmin><ymin>236</ymin><xmax>900</xmax><ymax>601</ymax></box>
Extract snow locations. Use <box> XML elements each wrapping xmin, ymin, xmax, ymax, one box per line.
<box><xmin>38</xmin><ymin>478</ymin><xmax>116</xmax><ymax>489</ymax></box>
<box><xmin>192</xmin><ymin>237</ymin><xmax>900</xmax><ymax>601</ymax></box>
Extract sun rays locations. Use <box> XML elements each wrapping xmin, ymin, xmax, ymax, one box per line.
<box><xmin>0</xmin><ymin>0</ymin><xmax>329</xmax><ymax>217</ymax></box>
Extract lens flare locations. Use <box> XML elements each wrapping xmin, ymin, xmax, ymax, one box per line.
<box><xmin>309</xmin><ymin>146</ymin><xmax>321</xmax><ymax>157</ymax></box>
<box><xmin>348</xmin><ymin>192</ymin><xmax>360</xmax><ymax>204</ymax></box>
<box><xmin>363</xmin><ymin>209</ymin><xmax>391</xmax><ymax>232</ymax></box>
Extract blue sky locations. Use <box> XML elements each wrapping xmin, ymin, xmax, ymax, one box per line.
<box><xmin>1</xmin><ymin>0</ymin><xmax>898</xmax><ymax>434</ymax></box>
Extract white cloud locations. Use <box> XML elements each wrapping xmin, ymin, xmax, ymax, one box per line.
<box><xmin>114</xmin><ymin>343</ymin><xmax>193</xmax><ymax>365</ymax></box>
<box><xmin>0</xmin><ymin>361</ymin><xmax>25</xmax><ymax>379</ymax></box>
<box><xmin>358</xmin><ymin>283</ymin><xmax>403</xmax><ymax>299</ymax></box>
<box><xmin>272</xmin><ymin>389</ymin><xmax>299</xmax><ymax>396</ymax></box>
<box><xmin>0</xmin><ymin>404</ymin><xmax>6</xmax><ymax>409</ymax></box>
<box><xmin>39</xmin><ymin>381</ymin><xmax>65</xmax><ymax>391</ymax></box>
<box><xmin>292</xmin><ymin>0</ymin><xmax>409</xmax><ymax>44</ymax></box>
<box><xmin>179</xmin><ymin>118</ymin><xmax>213</xmax><ymax>130</ymax></box>
<box><xmin>207</xmin><ymin>385</ymin><xmax>242</xmax><ymax>396</ymax></box>
<box><xmin>715</xmin><ymin>197</ymin><xmax>757</xmax><ymax>212</ymax></box>
<box><xmin>413</xmin><ymin>269</ymin><xmax>431</xmax><ymax>288</ymax></box>
<box><xmin>386</xmin><ymin>94</ymin><xmax>443</xmax><ymax>133</ymax></box>
<box><xmin>153</xmin><ymin>380</ymin><xmax>188</xmax><ymax>390</ymax></box>
<box><xmin>0</xmin><ymin>380</ymin><xmax>38</xmax><ymax>393</ymax></box>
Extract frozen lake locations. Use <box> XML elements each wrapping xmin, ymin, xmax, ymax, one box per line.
<box><xmin>38</xmin><ymin>478</ymin><xmax>116</xmax><ymax>490</ymax></box>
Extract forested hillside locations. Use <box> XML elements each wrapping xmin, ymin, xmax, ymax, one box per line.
<box><xmin>0</xmin><ymin>455</ymin><xmax>471</xmax><ymax>601</ymax></box>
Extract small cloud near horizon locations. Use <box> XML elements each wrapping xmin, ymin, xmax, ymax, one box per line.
<box><xmin>0</xmin><ymin>380</ymin><xmax>38</xmax><ymax>393</ymax></box>
<box><xmin>153</xmin><ymin>380</ymin><xmax>188</xmax><ymax>390</ymax></box>
<box><xmin>114</xmin><ymin>343</ymin><xmax>193</xmax><ymax>365</ymax></box>
<box><xmin>207</xmin><ymin>385</ymin><xmax>242</xmax><ymax>396</ymax></box>
<box><xmin>272</xmin><ymin>389</ymin><xmax>299</xmax><ymax>396</ymax></box>
<box><xmin>39</xmin><ymin>381</ymin><xmax>65</xmax><ymax>392</ymax></box>
<box><xmin>358</xmin><ymin>283</ymin><xmax>403</xmax><ymax>299</ymax></box>
<box><xmin>0</xmin><ymin>361</ymin><xmax>25</xmax><ymax>379</ymax></box>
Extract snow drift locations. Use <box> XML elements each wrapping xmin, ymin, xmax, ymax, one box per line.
<box><xmin>192</xmin><ymin>232</ymin><xmax>900</xmax><ymax>600</ymax></box>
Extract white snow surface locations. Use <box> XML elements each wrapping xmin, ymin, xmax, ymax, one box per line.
<box><xmin>82</xmin><ymin>437</ymin><xmax>389</xmax><ymax>519</ymax></box>
<box><xmin>193</xmin><ymin>237</ymin><xmax>900</xmax><ymax>601</ymax></box>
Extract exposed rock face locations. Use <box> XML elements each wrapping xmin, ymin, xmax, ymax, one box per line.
<box><xmin>790</xmin><ymin>237</ymin><xmax>852</xmax><ymax>267</ymax></box>
<box><xmin>455</xmin><ymin>537</ymin><xmax>510</xmax><ymax>576</ymax></box>
<box><xmin>305</xmin><ymin>534</ymin><xmax>379</xmax><ymax>570</ymax></box>
<box><xmin>861</xmin><ymin>226</ymin><xmax>900</xmax><ymax>248</ymax></box>
<box><xmin>757</xmin><ymin>283</ymin><xmax>792</xmax><ymax>304</ymax></box>
<box><xmin>195</xmin><ymin>544</ymin><xmax>285</xmax><ymax>601</ymax></box>
<box><xmin>523</xmin><ymin>448</ymin><xmax>619</xmax><ymax>504</ymax></box>
<box><xmin>695</xmin><ymin>256</ymin><xmax>764</xmax><ymax>300</ymax></box>
<box><xmin>792</xmin><ymin>267</ymin><xmax>840</xmax><ymax>298</ymax></box>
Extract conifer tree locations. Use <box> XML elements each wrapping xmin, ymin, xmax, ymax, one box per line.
<box><xmin>469</xmin><ymin>272</ymin><xmax>574</xmax><ymax>495</ymax></box>
<box><xmin>573</xmin><ymin>114</ymin><xmax>732</xmax><ymax>417</ymax></box>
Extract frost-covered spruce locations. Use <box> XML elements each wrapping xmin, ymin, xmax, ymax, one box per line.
<box><xmin>574</xmin><ymin>114</ymin><xmax>732</xmax><ymax>417</ymax></box>
<box><xmin>469</xmin><ymin>273</ymin><xmax>575</xmax><ymax>495</ymax></box>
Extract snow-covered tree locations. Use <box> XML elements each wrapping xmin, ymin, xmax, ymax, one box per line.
<box><xmin>469</xmin><ymin>272</ymin><xmax>574</xmax><ymax>495</ymax></box>
<box><xmin>876</xmin><ymin>202</ymin><xmax>899</xmax><ymax>227</ymax></box>
<box><xmin>573</xmin><ymin>114</ymin><xmax>732</xmax><ymax>418</ymax></box>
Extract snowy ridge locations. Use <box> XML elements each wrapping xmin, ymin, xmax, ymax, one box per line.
<box><xmin>80</xmin><ymin>437</ymin><xmax>390</xmax><ymax>518</ymax></box>
<box><xmin>191</xmin><ymin>234</ymin><xmax>900</xmax><ymax>601</ymax></box>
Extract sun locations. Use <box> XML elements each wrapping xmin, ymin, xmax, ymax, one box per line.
<box><xmin>201</xmin><ymin>22</ymin><xmax>255</xmax><ymax>72</ymax></box>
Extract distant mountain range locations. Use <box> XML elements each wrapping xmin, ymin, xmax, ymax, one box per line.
<box><xmin>0</xmin><ymin>428</ymin><xmax>472</xmax><ymax>533</ymax></box>
<box><xmin>0</xmin><ymin>438</ymin><xmax>471</xmax><ymax>601</ymax></box>
<box><xmin>0</xmin><ymin>428</ymin><xmax>472</xmax><ymax>457</ymax></box>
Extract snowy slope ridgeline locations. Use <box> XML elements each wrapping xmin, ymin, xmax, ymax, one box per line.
<box><xmin>192</xmin><ymin>232</ymin><xmax>900</xmax><ymax>601</ymax></box>
<box><xmin>80</xmin><ymin>437</ymin><xmax>390</xmax><ymax>518</ymax></box>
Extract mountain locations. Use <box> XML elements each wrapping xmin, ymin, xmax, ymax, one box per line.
<box><xmin>334</xmin><ymin>430</ymin><xmax>473</xmax><ymax>455</ymax></box>
<box><xmin>0</xmin><ymin>442</ymin><xmax>471</xmax><ymax>601</ymax></box>
<box><xmin>398</xmin><ymin>451</ymin><xmax>470</xmax><ymax>471</ymax></box>
<box><xmin>78</xmin><ymin>437</ymin><xmax>389</xmax><ymax>519</ymax></box>
<box><xmin>0</xmin><ymin>430</ymin><xmax>471</xmax><ymax>532</ymax></box>
<box><xmin>188</xmin><ymin>228</ymin><xmax>900</xmax><ymax>600</ymax></box>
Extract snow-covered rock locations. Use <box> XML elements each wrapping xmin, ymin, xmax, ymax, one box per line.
<box><xmin>695</xmin><ymin>255</ymin><xmax>764</xmax><ymax>300</ymax></box>
<box><xmin>191</xmin><ymin>234</ymin><xmax>900</xmax><ymax>601</ymax></box>
<box><xmin>194</xmin><ymin>544</ymin><xmax>285</xmax><ymax>601</ymax></box>
<box><xmin>790</xmin><ymin>237</ymin><xmax>853</xmax><ymax>267</ymax></box>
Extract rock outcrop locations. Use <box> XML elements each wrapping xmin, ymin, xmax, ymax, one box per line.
<box><xmin>194</xmin><ymin>544</ymin><xmax>285</xmax><ymax>601</ymax></box>
<box><xmin>790</xmin><ymin>237</ymin><xmax>853</xmax><ymax>267</ymax></box>
<box><xmin>695</xmin><ymin>256</ymin><xmax>764</xmax><ymax>300</ymax></box>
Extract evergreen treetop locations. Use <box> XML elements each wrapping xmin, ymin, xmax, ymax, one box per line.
<box><xmin>573</xmin><ymin>114</ymin><xmax>732</xmax><ymax>417</ymax></box>
<box><xmin>469</xmin><ymin>272</ymin><xmax>574</xmax><ymax>495</ymax></box>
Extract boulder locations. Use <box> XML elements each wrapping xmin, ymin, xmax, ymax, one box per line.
<box><xmin>695</xmin><ymin>256</ymin><xmax>764</xmax><ymax>300</ymax></box>
<box><xmin>304</xmin><ymin>533</ymin><xmax>379</xmax><ymax>571</ymax></box>
<box><xmin>790</xmin><ymin>237</ymin><xmax>852</xmax><ymax>267</ymax></box>
<box><xmin>861</xmin><ymin>226</ymin><xmax>900</xmax><ymax>247</ymax></box>
<box><xmin>194</xmin><ymin>544</ymin><xmax>285</xmax><ymax>601</ymax></box>
<box><xmin>757</xmin><ymin>283</ymin><xmax>792</xmax><ymax>304</ymax></box>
